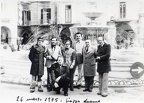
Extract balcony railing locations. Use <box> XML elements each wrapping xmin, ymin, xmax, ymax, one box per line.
<box><xmin>40</xmin><ymin>19</ymin><xmax>50</xmax><ymax>25</ymax></box>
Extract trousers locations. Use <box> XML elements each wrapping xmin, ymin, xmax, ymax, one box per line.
<box><xmin>55</xmin><ymin>77</ymin><xmax>70</xmax><ymax>93</ymax></box>
<box><xmin>84</xmin><ymin>76</ymin><xmax>94</xmax><ymax>90</ymax></box>
<box><xmin>98</xmin><ymin>73</ymin><xmax>109</xmax><ymax>95</ymax></box>
<box><xmin>47</xmin><ymin>68</ymin><xmax>53</xmax><ymax>89</ymax></box>
<box><xmin>76</xmin><ymin>64</ymin><xmax>83</xmax><ymax>85</ymax></box>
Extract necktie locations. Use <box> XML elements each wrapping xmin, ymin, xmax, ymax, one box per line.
<box><xmin>53</xmin><ymin>46</ymin><xmax>55</xmax><ymax>51</ymax></box>
<box><xmin>86</xmin><ymin>47</ymin><xmax>88</xmax><ymax>52</ymax></box>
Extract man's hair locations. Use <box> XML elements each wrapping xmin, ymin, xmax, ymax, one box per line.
<box><xmin>37</xmin><ymin>37</ymin><xmax>43</xmax><ymax>41</ymax></box>
<box><xmin>57</xmin><ymin>55</ymin><xmax>64</xmax><ymax>60</ymax></box>
<box><xmin>64</xmin><ymin>39</ymin><xmax>71</xmax><ymax>44</ymax></box>
<box><xmin>50</xmin><ymin>36</ymin><xmax>57</xmax><ymax>41</ymax></box>
<box><xmin>85</xmin><ymin>39</ymin><xmax>91</xmax><ymax>43</ymax></box>
<box><xmin>75</xmin><ymin>32</ymin><xmax>83</xmax><ymax>37</ymax></box>
<box><xmin>98</xmin><ymin>36</ymin><xmax>104</xmax><ymax>41</ymax></box>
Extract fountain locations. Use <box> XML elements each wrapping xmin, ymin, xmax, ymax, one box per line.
<box><xmin>69</xmin><ymin>11</ymin><xmax>116</xmax><ymax>48</ymax></box>
<box><xmin>70</xmin><ymin>10</ymin><xmax>144</xmax><ymax>82</ymax></box>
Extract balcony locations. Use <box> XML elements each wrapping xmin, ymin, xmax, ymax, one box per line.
<box><xmin>40</xmin><ymin>19</ymin><xmax>50</xmax><ymax>25</ymax></box>
<box><xmin>115</xmin><ymin>18</ymin><xmax>131</xmax><ymax>23</ymax></box>
<box><xmin>18</xmin><ymin>20</ymin><xmax>31</xmax><ymax>26</ymax></box>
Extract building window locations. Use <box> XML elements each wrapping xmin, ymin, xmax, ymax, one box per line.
<box><xmin>65</xmin><ymin>5</ymin><xmax>71</xmax><ymax>23</ymax></box>
<box><xmin>120</xmin><ymin>2</ymin><xmax>126</xmax><ymax>18</ymax></box>
<box><xmin>22</xmin><ymin>10</ymin><xmax>31</xmax><ymax>25</ymax></box>
<box><xmin>41</xmin><ymin>8</ymin><xmax>51</xmax><ymax>24</ymax></box>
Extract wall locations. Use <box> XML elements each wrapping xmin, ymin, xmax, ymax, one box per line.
<box><xmin>1</xmin><ymin>1</ymin><xmax>18</xmax><ymax>45</ymax></box>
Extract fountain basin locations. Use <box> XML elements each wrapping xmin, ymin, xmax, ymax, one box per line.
<box><xmin>70</xmin><ymin>25</ymin><xmax>116</xmax><ymax>48</ymax></box>
<box><xmin>83</xmin><ymin>12</ymin><xmax>103</xmax><ymax>20</ymax></box>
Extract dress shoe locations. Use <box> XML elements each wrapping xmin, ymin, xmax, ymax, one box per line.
<box><xmin>97</xmin><ymin>93</ymin><xmax>101</xmax><ymax>95</ymax></box>
<box><xmin>83</xmin><ymin>89</ymin><xmax>89</xmax><ymax>92</ymax></box>
<box><xmin>30</xmin><ymin>82</ymin><xmax>36</xmax><ymax>93</ymax></box>
<box><xmin>102</xmin><ymin>95</ymin><xmax>108</xmax><ymax>97</ymax></box>
<box><xmin>89</xmin><ymin>89</ymin><xmax>92</xmax><ymax>92</ymax></box>
<box><xmin>38</xmin><ymin>86</ymin><xmax>43</xmax><ymax>92</ymax></box>
<box><xmin>47</xmin><ymin>88</ymin><xmax>52</xmax><ymax>92</ymax></box>
<box><xmin>70</xmin><ymin>88</ymin><xmax>74</xmax><ymax>91</ymax></box>
<box><xmin>64</xmin><ymin>93</ymin><xmax>68</xmax><ymax>96</ymax></box>
<box><xmin>56</xmin><ymin>91</ymin><xmax>60</xmax><ymax>94</ymax></box>
<box><xmin>30</xmin><ymin>87</ymin><xmax>35</xmax><ymax>93</ymax></box>
<box><xmin>77</xmin><ymin>85</ymin><xmax>81</xmax><ymax>89</ymax></box>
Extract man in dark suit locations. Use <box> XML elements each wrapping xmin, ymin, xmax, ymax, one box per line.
<box><xmin>51</xmin><ymin>56</ymin><xmax>70</xmax><ymax>96</ymax></box>
<box><xmin>96</xmin><ymin>36</ymin><xmax>111</xmax><ymax>97</ymax></box>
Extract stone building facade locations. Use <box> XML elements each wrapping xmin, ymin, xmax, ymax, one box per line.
<box><xmin>1</xmin><ymin>0</ymin><xmax>144</xmax><ymax>48</ymax></box>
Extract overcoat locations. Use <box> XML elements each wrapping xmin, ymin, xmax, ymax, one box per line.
<box><xmin>29</xmin><ymin>44</ymin><xmax>45</xmax><ymax>76</ymax></box>
<box><xmin>82</xmin><ymin>46</ymin><xmax>97</xmax><ymax>76</ymax></box>
<box><xmin>96</xmin><ymin>43</ymin><xmax>111</xmax><ymax>73</ymax></box>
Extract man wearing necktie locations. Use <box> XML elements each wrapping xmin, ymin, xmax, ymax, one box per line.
<box><xmin>82</xmin><ymin>39</ymin><xmax>97</xmax><ymax>92</ymax></box>
<box><xmin>45</xmin><ymin>37</ymin><xmax>61</xmax><ymax>92</ymax></box>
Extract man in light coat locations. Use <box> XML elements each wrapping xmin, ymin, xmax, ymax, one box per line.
<box><xmin>82</xmin><ymin>39</ymin><xmax>97</xmax><ymax>92</ymax></box>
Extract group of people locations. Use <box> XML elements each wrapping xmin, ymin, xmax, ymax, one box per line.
<box><xmin>28</xmin><ymin>32</ymin><xmax>111</xmax><ymax>97</ymax></box>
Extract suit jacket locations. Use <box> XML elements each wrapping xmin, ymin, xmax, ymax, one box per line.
<box><xmin>82</xmin><ymin>46</ymin><xmax>97</xmax><ymax>76</ymax></box>
<box><xmin>45</xmin><ymin>45</ymin><xmax>61</xmax><ymax>68</ymax></box>
<box><xmin>96</xmin><ymin>43</ymin><xmax>111</xmax><ymax>73</ymax></box>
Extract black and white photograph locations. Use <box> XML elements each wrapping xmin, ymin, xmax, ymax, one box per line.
<box><xmin>1</xmin><ymin>0</ymin><xmax>144</xmax><ymax>103</ymax></box>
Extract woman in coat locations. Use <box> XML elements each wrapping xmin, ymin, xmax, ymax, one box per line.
<box><xmin>82</xmin><ymin>39</ymin><xmax>97</xmax><ymax>92</ymax></box>
<box><xmin>29</xmin><ymin>37</ymin><xmax>45</xmax><ymax>93</ymax></box>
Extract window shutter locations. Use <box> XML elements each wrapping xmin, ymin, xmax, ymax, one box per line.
<box><xmin>47</xmin><ymin>8</ymin><xmax>51</xmax><ymax>19</ymax></box>
<box><xmin>27</xmin><ymin>11</ymin><xmax>29</xmax><ymax>20</ymax></box>
<box><xmin>22</xmin><ymin>11</ymin><xmax>24</xmax><ymax>20</ymax></box>
<box><xmin>41</xmin><ymin>9</ymin><xmax>43</xmax><ymax>19</ymax></box>
<box><xmin>28</xmin><ymin>11</ymin><xmax>31</xmax><ymax>20</ymax></box>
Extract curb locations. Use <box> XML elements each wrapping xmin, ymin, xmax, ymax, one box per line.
<box><xmin>1</xmin><ymin>80</ymin><xmax>144</xmax><ymax>88</ymax></box>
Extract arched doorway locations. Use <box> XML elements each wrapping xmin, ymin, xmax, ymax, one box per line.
<box><xmin>1</xmin><ymin>26</ymin><xmax>11</xmax><ymax>44</ymax></box>
<box><xmin>20</xmin><ymin>29</ymin><xmax>32</xmax><ymax>44</ymax></box>
<box><xmin>60</xmin><ymin>27</ymin><xmax>71</xmax><ymax>44</ymax></box>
